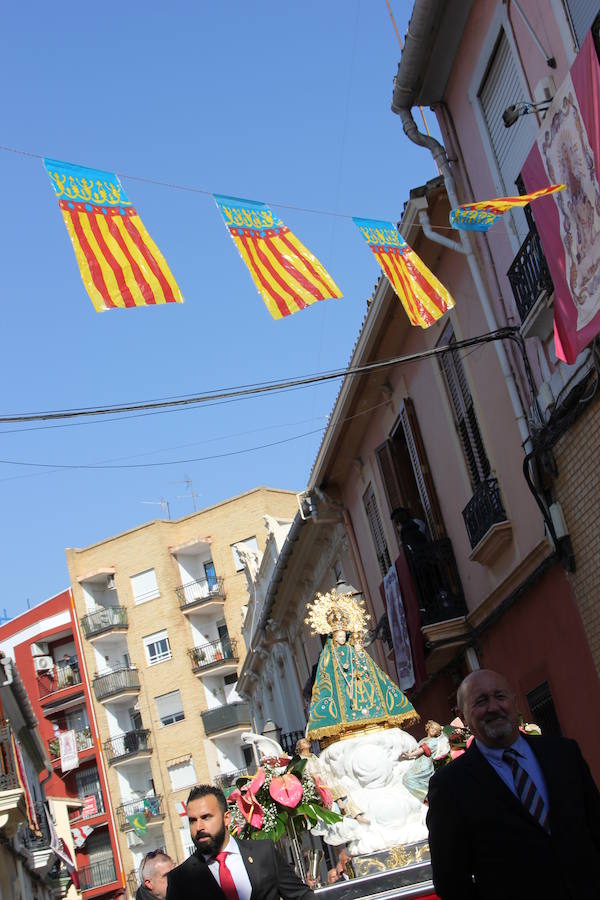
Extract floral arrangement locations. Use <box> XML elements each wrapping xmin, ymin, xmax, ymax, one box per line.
<box><xmin>228</xmin><ymin>754</ymin><xmax>342</xmax><ymax>842</ymax></box>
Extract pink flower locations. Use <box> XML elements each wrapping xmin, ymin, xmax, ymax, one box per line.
<box><xmin>312</xmin><ymin>776</ymin><xmax>333</xmax><ymax>809</ymax></box>
<box><xmin>248</xmin><ymin>767</ymin><xmax>265</xmax><ymax>794</ymax></box>
<box><xmin>269</xmin><ymin>773</ymin><xmax>303</xmax><ymax>808</ymax></box>
<box><xmin>229</xmin><ymin>788</ymin><xmax>265</xmax><ymax>829</ymax></box>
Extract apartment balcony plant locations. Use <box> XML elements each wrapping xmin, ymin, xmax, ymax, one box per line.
<box><xmin>176</xmin><ymin>575</ymin><xmax>226</xmax><ymax>613</ymax></box>
<box><xmin>48</xmin><ymin>727</ymin><xmax>94</xmax><ymax>766</ymax></box>
<box><xmin>189</xmin><ymin>637</ymin><xmax>238</xmax><ymax>676</ymax></box>
<box><xmin>81</xmin><ymin>605</ymin><xmax>128</xmax><ymax>640</ymax></box>
<box><xmin>116</xmin><ymin>794</ymin><xmax>165</xmax><ymax>830</ymax></box>
<box><xmin>462</xmin><ymin>476</ymin><xmax>512</xmax><ymax>564</ymax></box>
<box><xmin>201</xmin><ymin>701</ymin><xmax>251</xmax><ymax>737</ymax></box>
<box><xmin>104</xmin><ymin>729</ymin><xmax>152</xmax><ymax>765</ymax></box>
<box><xmin>92</xmin><ymin>666</ymin><xmax>140</xmax><ymax>703</ymax></box>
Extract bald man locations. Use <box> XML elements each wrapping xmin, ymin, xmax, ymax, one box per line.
<box><xmin>426</xmin><ymin>669</ymin><xmax>600</xmax><ymax>900</ymax></box>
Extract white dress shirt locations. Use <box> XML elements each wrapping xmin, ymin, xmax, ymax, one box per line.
<box><xmin>206</xmin><ymin>836</ymin><xmax>252</xmax><ymax>900</ymax></box>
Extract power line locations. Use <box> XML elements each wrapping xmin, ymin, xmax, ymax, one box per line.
<box><xmin>0</xmin><ymin>328</ymin><xmax>518</xmax><ymax>426</ymax></box>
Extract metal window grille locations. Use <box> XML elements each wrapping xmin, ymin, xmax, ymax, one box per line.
<box><xmin>440</xmin><ymin>330</ymin><xmax>491</xmax><ymax>488</ymax></box>
<box><xmin>526</xmin><ymin>681</ymin><xmax>562</xmax><ymax>737</ymax></box>
<box><xmin>363</xmin><ymin>484</ymin><xmax>392</xmax><ymax>576</ymax></box>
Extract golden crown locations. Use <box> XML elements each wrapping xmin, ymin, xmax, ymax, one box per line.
<box><xmin>305</xmin><ymin>587</ymin><xmax>370</xmax><ymax>637</ymax></box>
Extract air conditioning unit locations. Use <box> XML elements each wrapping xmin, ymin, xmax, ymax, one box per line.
<box><xmin>34</xmin><ymin>656</ymin><xmax>54</xmax><ymax>673</ymax></box>
<box><xmin>106</xmin><ymin>574</ymin><xmax>116</xmax><ymax>590</ymax></box>
<box><xmin>31</xmin><ymin>642</ymin><xmax>49</xmax><ymax>657</ymax></box>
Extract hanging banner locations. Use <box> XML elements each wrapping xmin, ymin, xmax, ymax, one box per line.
<box><xmin>214</xmin><ymin>195</ymin><xmax>342</xmax><ymax>318</ymax></box>
<box><xmin>59</xmin><ymin>729</ymin><xmax>79</xmax><ymax>773</ymax></box>
<box><xmin>522</xmin><ymin>31</ymin><xmax>600</xmax><ymax>363</ymax></box>
<box><xmin>449</xmin><ymin>184</ymin><xmax>565</xmax><ymax>232</ymax></box>
<box><xmin>383</xmin><ymin>565</ymin><xmax>415</xmax><ymax>692</ymax></box>
<box><xmin>127</xmin><ymin>811</ymin><xmax>148</xmax><ymax>836</ymax></box>
<box><xmin>71</xmin><ymin>824</ymin><xmax>94</xmax><ymax>848</ymax></box>
<box><xmin>11</xmin><ymin>731</ymin><xmax>40</xmax><ymax>835</ymax></box>
<box><xmin>352</xmin><ymin>217</ymin><xmax>454</xmax><ymax>327</ymax></box>
<box><xmin>44</xmin><ymin>158</ymin><xmax>184</xmax><ymax>312</ymax></box>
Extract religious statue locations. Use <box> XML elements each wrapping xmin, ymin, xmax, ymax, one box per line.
<box><xmin>302</xmin><ymin>584</ymin><xmax>429</xmax><ymax>855</ymax></box>
<box><xmin>400</xmin><ymin>720</ymin><xmax>450</xmax><ymax>803</ymax></box>
<box><xmin>295</xmin><ymin>737</ymin><xmax>369</xmax><ymax>824</ymax></box>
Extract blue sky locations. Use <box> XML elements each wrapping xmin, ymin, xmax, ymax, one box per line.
<box><xmin>0</xmin><ymin>1</ymin><xmax>439</xmax><ymax>617</ymax></box>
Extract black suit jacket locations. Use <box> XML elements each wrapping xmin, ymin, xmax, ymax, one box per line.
<box><xmin>426</xmin><ymin>735</ymin><xmax>600</xmax><ymax>900</ymax></box>
<box><xmin>166</xmin><ymin>837</ymin><xmax>314</xmax><ymax>900</ymax></box>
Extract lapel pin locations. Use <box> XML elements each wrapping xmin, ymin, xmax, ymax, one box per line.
<box><xmin>248</xmin><ymin>857</ymin><xmax>253</xmax><ymax>864</ymax></box>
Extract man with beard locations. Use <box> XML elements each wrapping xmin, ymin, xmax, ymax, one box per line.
<box><xmin>426</xmin><ymin>669</ymin><xmax>600</xmax><ymax>899</ymax></box>
<box><xmin>166</xmin><ymin>785</ymin><xmax>315</xmax><ymax>900</ymax></box>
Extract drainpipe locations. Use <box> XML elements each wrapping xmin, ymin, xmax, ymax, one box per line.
<box><xmin>391</xmin><ymin>42</ymin><xmax>532</xmax><ymax>451</ymax></box>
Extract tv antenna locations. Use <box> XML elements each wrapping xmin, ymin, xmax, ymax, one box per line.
<box><xmin>141</xmin><ymin>498</ymin><xmax>172</xmax><ymax>519</ymax></box>
<box><xmin>173</xmin><ymin>475</ymin><xmax>200</xmax><ymax>512</ymax></box>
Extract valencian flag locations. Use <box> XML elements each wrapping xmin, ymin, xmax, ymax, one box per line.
<box><xmin>353</xmin><ymin>217</ymin><xmax>454</xmax><ymax>327</ymax></box>
<box><xmin>522</xmin><ymin>30</ymin><xmax>600</xmax><ymax>364</ymax></box>
<box><xmin>214</xmin><ymin>194</ymin><xmax>342</xmax><ymax>318</ymax></box>
<box><xmin>44</xmin><ymin>158</ymin><xmax>183</xmax><ymax>312</ymax></box>
<box><xmin>449</xmin><ymin>184</ymin><xmax>565</xmax><ymax>232</ymax></box>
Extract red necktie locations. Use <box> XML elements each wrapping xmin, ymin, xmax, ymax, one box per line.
<box><xmin>215</xmin><ymin>851</ymin><xmax>240</xmax><ymax>900</ymax></box>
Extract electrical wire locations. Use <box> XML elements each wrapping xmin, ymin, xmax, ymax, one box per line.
<box><xmin>0</xmin><ymin>328</ymin><xmax>518</xmax><ymax>426</ymax></box>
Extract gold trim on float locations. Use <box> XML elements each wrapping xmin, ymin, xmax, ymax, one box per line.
<box><xmin>311</xmin><ymin>710</ymin><xmax>420</xmax><ymax>748</ymax></box>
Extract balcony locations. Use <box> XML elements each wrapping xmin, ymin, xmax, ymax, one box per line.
<box><xmin>405</xmin><ymin>538</ymin><xmax>467</xmax><ymax>626</ymax></box>
<box><xmin>280</xmin><ymin>729</ymin><xmax>305</xmax><ymax>756</ymax></box>
<box><xmin>0</xmin><ymin>724</ymin><xmax>27</xmax><ymax>836</ymax></box>
<box><xmin>201</xmin><ymin>701</ymin><xmax>251</xmax><ymax>737</ymax></box>
<box><xmin>37</xmin><ymin>664</ymin><xmax>83</xmax><ymax>700</ymax></box>
<box><xmin>18</xmin><ymin>800</ymin><xmax>54</xmax><ymax>873</ymax></box>
<box><xmin>92</xmin><ymin>666</ymin><xmax>140</xmax><ymax>703</ymax></box>
<box><xmin>463</xmin><ymin>476</ymin><xmax>512</xmax><ymax>564</ymax></box>
<box><xmin>80</xmin><ymin>605</ymin><xmax>128</xmax><ymax>640</ymax></box>
<box><xmin>69</xmin><ymin>787</ymin><xmax>105</xmax><ymax>823</ymax></box>
<box><xmin>48</xmin><ymin>728</ymin><xmax>94</xmax><ymax>767</ymax></box>
<box><xmin>176</xmin><ymin>575</ymin><xmax>226</xmax><ymax>613</ymax></box>
<box><xmin>507</xmin><ymin>225</ymin><xmax>554</xmax><ymax>332</ymax></box>
<box><xmin>104</xmin><ymin>730</ymin><xmax>152</xmax><ymax>765</ymax></box>
<box><xmin>79</xmin><ymin>856</ymin><xmax>118</xmax><ymax>892</ymax></box>
<box><xmin>189</xmin><ymin>637</ymin><xmax>238</xmax><ymax>676</ymax></box>
<box><xmin>116</xmin><ymin>794</ymin><xmax>165</xmax><ymax>830</ymax></box>
<box><xmin>215</xmin><ymin>766</ymin><xmax>256</xmax><ymax>791</ymax></box>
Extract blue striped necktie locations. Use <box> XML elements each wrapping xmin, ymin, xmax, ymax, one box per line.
<box><xmin>502</xmin><ymin>749</ymin><xmax>550</xmax><ymax>832</ymax></box>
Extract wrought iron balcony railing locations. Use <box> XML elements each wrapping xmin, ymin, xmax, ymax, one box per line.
<box><xmin>176</xmin><ymin>575</ymin><xmax>225</xmax><ymax>610</ymax></box>
<box><xmin>462</xmin><ymin>476</ymin><xmax>508</xmax><ymax>549</ymax></box>
<box><xmin>48</xmin><ymin>728</ymin><xmax>94</xmax><ymax>762</ymax></box>
<box><xmin>404</xmin><ymin>538</ymin><xmax>467</xmax><ymax>625</ymax></box>
<box><xmin>37</xmin><ymin>664</ymin><xmax>82</xmax><ymax>699</ymax></box>
<box><xmin>280</xmin><ymin>730</ymin><xmax>305</xmax><ymax>756</ymax></box>
<box><xmin>116</xmin><ymin>794</ymin><xmax>164</xmax><ymax>830</ymax></box>
<box><xmin>104</xmin><ymin>730</ymin><xmax>151</xmax><ymax>764</ymax></box>
<box><xmin>215</xmin><ymin>766</ymin><xmax>256</xmax><ymax>790</ymax></box>
<box><xmin>507</xmin><ymin>225</ymin><xmax>554</xmax><ymax>323</ymax></box>
<box><xmin>79</xmin><ymin>856</ymin><xmax>117</xmax><ymax>891</ymax></box>
<box><xmin>18</xmin><ymin>800</ymin><xmax>51</xmax><ymax>850</ymax></box>
<box><xmin>93</xmin><ymin>666</ymin><xmax>140</xmax><ymax>702</ymax></box>
<box><xmin>189</xmin><ymin>637</ymin><xmax>237</xmax><ymax>672</ymax></box>
<box><xmin>0</xmin><ymin>724</ymin><xmax>20</xmax><ymax>791</ymax></box>
<box><xmin>81</xmin><ymin>605</ymin><xmax>128</xmax><ymax>639</ymax></box>
<box><xmin>69</xmin><ymin>787</ymin><xmax>105</xmax><ymax>822</ymax></box>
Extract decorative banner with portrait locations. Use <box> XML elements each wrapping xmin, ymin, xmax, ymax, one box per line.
<box><xmin>214</xmin><ymin>194</ymin><xmax>342</xmax><ymax>318</ymax></box>
<box><xmin>522</xmin><ymin>30</ymin><xmax>600</xmax><ymax>363</ymax></box>
<box><xmin>44</xmin><ymin>158</ymin><xmax>184</xmax><ymax>311</ymax></box>
<box><xmin>353</xmin><ymin>217</ymin><xmax>454</xmax><ymax>327</ymax></box>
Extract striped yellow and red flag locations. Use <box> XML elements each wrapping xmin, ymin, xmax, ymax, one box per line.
<box><xmin>449</xmin><ymin>184</ymin><xmax>565</xmax><ymax>232</ymax></box>
<box><xmin>44</xmin><ymin>158</ymin><xmax>183</xmax><ymax>311</ymax></box>
<box><xmin>353</xmin><ymin>217</ymin><xmax>454</xmax><ymax>327</ymax></box>
<box><xmin>214</xmin><ymin>195</ymin><xmax>342</xmax><ymax>319</ymax></box>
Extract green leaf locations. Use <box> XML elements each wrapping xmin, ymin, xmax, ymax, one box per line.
<box><xmin>310</xmin><ymin>804</ymin><xmax>343</xmax><ymax>824</ymax></box>
<box><xmin>286</xmin><ymin>756</ymin><xmax>307</xmax><ymax>777</ymax></box>
<box><xmin>295</xmin><ymin>804</ymin><xmax>318</xmax><ymax>825</ymax></box>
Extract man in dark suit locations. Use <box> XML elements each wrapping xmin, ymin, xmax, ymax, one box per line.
<box><xmin>166</xmin><ymin>785</ymin><xmax>314</xmax><ymax>900</ymax></box>
<box><xmin>427</xmin><ymin>669</ymin><xmax>600</xmax><ymax>899</ymax></box>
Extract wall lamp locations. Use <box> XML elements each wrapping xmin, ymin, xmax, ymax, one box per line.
<box><xmin>502</xmin><ymin>100</ymin><xmax>552</xmax><ymax>129</ymax></box>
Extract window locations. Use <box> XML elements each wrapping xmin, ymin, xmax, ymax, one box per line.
<box><xmin>143</xmin><ymin>629</ymin><xmax>172</xmax><ymax>666</ymax></box>
<box><xmin>564</xmin><ymin>0</ymin><xmax>599</xmax><ymax>46</ymax></box>
<box><xmin>168</xmin><ymin>757</ymin><xmax>197</xmax><ymax>791</ymax></box>
<box><xmin>131</xmin><ymin>569</ymin><xmax>160</xmax><ymax>605</ymax></box>
<box><xmin>155</xmin><ymin>690</ymin><xmax>185</xmax><ymax>726</ymax></box>
<box><xmin>526</xmin><ymin>681</ymin><xmax>562</xmax><ymax>737</ymax></box>
<box><xmin>180</xmin><ymin>825</ymin><xmax>195</xmax><ymax>859</ymax></box>
<box><xmin>363</xmin><ymin>484</ymin><xmax>392</xmax><ymax>577</ymax></box>
<box><xmin>231</xmin><ymin>536</ymin><xmax>259</xmax><ymax>571</ymax></box>
<box><xmin>439</xmin><ymin>325</ymin><xmax>491</xmax><ymax>489</ymax></box>
<box><xmin>75</xmin><ymin>765</ymin><xmax>105</xmax><ymax>815</ymax></box>
<box><xmin>204</xmin><ymin>561</ymin><xmax>217</xmax><ymax>590</ymax></box>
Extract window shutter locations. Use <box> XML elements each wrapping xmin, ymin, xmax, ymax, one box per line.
<box><xmin>398</xmin><ymin>398</ymin><xmax>446</xmax><ymax>540</ymax></box>
<box><xmin>375</xmin><ymin>440</ymin><xmax>406</xmax><ymax>513</ymax></box>
<box><xmin>564</xmin><ymin>0</ymin><xmax>599</xmax><ymax>46</ymax></box>
<box><xmin>363</xmin><ymin>484</ymin><xmax>392</xmax><ymax>577</ymax></box>
<box><xmin>130</xmin><ymin>569</ymin><xmax>159</xmax><ymax>604</ymax></box>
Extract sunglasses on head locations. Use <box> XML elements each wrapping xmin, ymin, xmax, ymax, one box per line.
<box><xmin>140</xmin><ymin>849</ymin><xmax>167</xmax><ymax>880</ymax></box>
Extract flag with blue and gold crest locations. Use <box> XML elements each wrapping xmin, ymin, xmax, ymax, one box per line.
<box><xmin>214</xmin><ymin>194</ymin><xmax>342</xmax><ymax>319</ymax></box>
<box><xmin>44</xmin><ymin>158</ymin><xmax>184</xmax><ymax>311</ymax></box>
<box><xmin>449</xmin><ymin>184</ymin><xmax>565</xmax><ymax>232</ymax></box>
<box><xmin>353</xmin><ymin>216</ymin><xmax>454</xmax><ymax>327</ymax></box>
